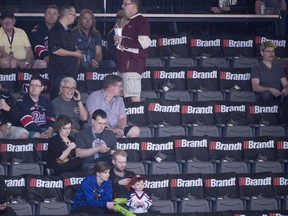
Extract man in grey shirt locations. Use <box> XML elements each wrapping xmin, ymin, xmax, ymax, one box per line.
<box><xmin>51</xmin><ymin>77</ymin><xmax>88</xmax><ymax>136</ymax></box>
<box><xmin>251</xmin><ymin>41</ymin><xmax>288</xmax><ymax>102</ymax></box>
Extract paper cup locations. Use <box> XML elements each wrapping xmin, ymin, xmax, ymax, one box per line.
<box><xmin>114</xmin><ymin>27</ymin><xmax>123</xmax><ymax>36</ymax></box>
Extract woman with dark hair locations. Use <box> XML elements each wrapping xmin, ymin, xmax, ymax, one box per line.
<box><xmin>46</xmin><ymin>115</ymin><xmax>82</xmax><ymax>175</ymax></box>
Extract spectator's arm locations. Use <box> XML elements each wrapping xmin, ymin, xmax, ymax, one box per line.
<box><xmin>30</xmin><ymin>28</ymin><xmax>49</xmax><ymax>60</ymax></box>
<box><xmin>95</xmin><ymin>45</ymin><xmax>103</xmax><ymax>63</ymax></box>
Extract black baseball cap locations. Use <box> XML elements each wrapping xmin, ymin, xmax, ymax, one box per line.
<box><xmin>1</xmin><ymin>9</ymin><xmax>15</xmax><ymax>20</ymax></box>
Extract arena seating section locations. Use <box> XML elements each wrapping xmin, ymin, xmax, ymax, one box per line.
<box><xmin>1</xmin><ymin>32</ymin><xmax>288</xmax><ymax>215</ymax></box>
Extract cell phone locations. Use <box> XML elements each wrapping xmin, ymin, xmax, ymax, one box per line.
<box><xmin>74</xmin><ymin>92</ymin><xmax>78</xmax><ymax>97</ymax></box>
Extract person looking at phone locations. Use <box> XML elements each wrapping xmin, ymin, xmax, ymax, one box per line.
<box><xmin>51</xmin><ymin>76</ymin><xmax>88</xmax><ymax>137</ymax></box>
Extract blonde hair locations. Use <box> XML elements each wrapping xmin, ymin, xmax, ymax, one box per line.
<box><xmin>75</xmin><ymin>9</ymin><xmax>96</xmax><ymax>33</ymax></box>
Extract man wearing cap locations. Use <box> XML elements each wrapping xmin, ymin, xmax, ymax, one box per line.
<box><xmin>251</xmin><ymin>41</ymin><xmax>288</xmax><ymax>102</ymax></box>
<box><xmin>0</xmin><ymin>9</ymin><xmax>46</xmax><ymax>69</ymax></box>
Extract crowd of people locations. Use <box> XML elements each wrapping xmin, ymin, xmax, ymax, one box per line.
<box><xmin>0</xmin><ymin>0</ymin><xmax>288</xmax><ymax>215</ymax></box>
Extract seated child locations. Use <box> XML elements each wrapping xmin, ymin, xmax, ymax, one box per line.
<box><xmin>126</xmin><ymin>175</ymin><xmax>152</xmax><ymax>214</ymax></box>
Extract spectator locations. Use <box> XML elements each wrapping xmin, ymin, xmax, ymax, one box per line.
<box><xmin>110</xmin><ymin>150</ymin><xmax>135</xmax><ymax>199</ymax></box>
<box><xmin>106</xmin><ymin>10</ymin><xmax>126</xmax><ymax>62</ymax></box>
<box><xmin>73</xmin><ymin>9</ymin><xmax>116</xmax><ymax>71</ymax></box>
<box><xmin>46</xmin><ymin>115</ymin><xmax>82</xmax><ymax>175</ymax></box>
<box><xmin>126</xmin><ymin>175</ymin><xmax>152</xmax><ymax>214</ymax></box>
<box><xmin>51</xmin><ymin>77</ymin><xmax>88</xmax><ymax>137</ymax></box>
<box><xmin>0</xmin><ymin>177</ymin><xmax>16</xmax><ymax>216</ymax></box>
<box><xmin>17</xmin><ymin>75</ymin><xmax>56</xmax><ymax>138</ymax></box>
<box><xmin>255</xmin><ymin>0</ymin><xmax>287</xmax><ymax>34</ymax></box>
<box><xmin>48</xmin><ymin>5</ymin><xmax>83</xmax><ymax>100</ymax></box>
<box><xmin>30</xmin><ymin>4</ymin><xmax>59</xmax><ymax>64</ymax></box>
<box><xmin>86</xmin><ymin>74</ymin><xmax>140</xmax><ymax>138</ymax></box>
<box><xmin>0</xmin><ymin>83</ymin><xmax>29</xmax><ymax>139</ymax></box>
<box><xmin>114</xmin><ymin>0</ymin><xmax>151</xmax><ymax>102</ymax></box>
<box><xmin>70</xmin><ymin>161</ymin><xmax>116</xmax><ymax>215</ymax></box>
<box><xmin>75</xmin><ymin>109</ymin><xmax>116</xmax><ymax>173</ymax></box>
<box><xmin>251</xmin><ymin>41</ymin><xmax>288</xmax><ymax>102</ymax></box>
<box><xmin>210</xmin><ymin>0</ymin><xmax>247</xmax><ymax>14</ymax></box>
<box><xmin>0</xmin><ymin>9</ymin><xmax>46</xmax><ymax>69</ymax></box>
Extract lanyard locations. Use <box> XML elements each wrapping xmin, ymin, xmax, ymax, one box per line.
<box><xmin>80</xmin><ymin>31</ymin><xmax>92</xmax><ymax>49</ymax></box>
<box><xmin>5</xmin><ymin>30</ymin><xmax>14</xmax><ymax>53</ymax></box>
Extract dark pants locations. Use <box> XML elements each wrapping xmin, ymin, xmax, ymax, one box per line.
<box><xmin>53</xmin><ymin>157</ymin><xmax>82</xmax><ymax>175</ymax></box>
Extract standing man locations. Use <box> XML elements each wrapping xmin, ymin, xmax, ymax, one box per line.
<box><xmin>48</xmin><ymin>5</ymin><xmax>83</xmax><ymax>100</ymax></box>
<box><xmin>30</xmin><ymin>4</ymin><xmax>59</xmax><ymax>65</ymax></box>
<box><xmin>114</xmin><ymin>0</ymin><xmax>151</xmax><ymax>102</ymax></box>
<box><xmin>51</xmin><ymin>77</ymin><xmax>88</xmax><ymax>136</ymax></box>
<box><xmin>110</xmin><ymin>150</ymin><xmax>135</xmax><ymax>199</ymax></box>
<box><xmin>251</xmin><ymin>41</ymin><xmax>288</xmax><ymax>102</ymax></box>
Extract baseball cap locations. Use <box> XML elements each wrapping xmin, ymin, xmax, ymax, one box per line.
<box><xmin>129</xmin><ymin>175</ymin><xmax>147</xmax><ymax>186</ymax></box>
<box><xmin>1</xmin><ymin>9</ymin><xmax>15</xmax><ymax>20</ymax></box>
<box><xmin>260</xmin><ymin>41</ymin><xmax>277</xmax><ymax>51</ymax></box>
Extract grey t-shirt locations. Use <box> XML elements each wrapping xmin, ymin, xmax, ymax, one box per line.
<box><xmin>75</xmin><ymin>127</ymin><xmax>116</xmax><ymax>164</ymax></box>
<box><xmin>250</xmin><ymin>61</ymin><xmax>285</xmax><ymax>91</ymax></box>
<box><xmin>51</xmin><ymin>96</ymin><xmax>81</xmax><ymax>130</ymax></box>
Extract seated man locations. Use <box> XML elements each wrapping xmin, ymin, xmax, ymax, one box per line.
<box><xmin>51</xmin><ymin>77</ymin><xmax>88</xmax><ymax>136</ymax></box>
<box><xmin>29</xmin><ymin>5</ymin><xmax>59</xmax><ymax>64</ymax></box>
<box><xmin>75</xmin><ymin>109</ymin><xmax>116</xmax><ymax>173</ymax></box>
<box><xmin>110</xmin><ymin>150</ymin><xmax>135</xmax><ymax>199</ymax></box>
<box><xmin>73</xmin><ymin>9</ymin><xmax>115</xmax><ymax>71</ymax></box>
<box><xmin>0</xmin><ymin>83</ymin><xmax>28</xmax><ymax>139</ymax></box>
<box><xmin>0</xmin><ymin>9</ymin><xmax>46</xmax><ymax>69</ymax></box>
<box><xmin>86</xmin><ymin>75</ymin><xmax>140</xmax><ymax>138</ymax></box>
<box><xmin>17</xmin><ymin>75</ymin><xmax>56</xmax><ymax>138</ymax></box>
<box><xmin>251</xmin><ymin>42</ymin><xmax>288</xmax><ymax>102</ymax></box>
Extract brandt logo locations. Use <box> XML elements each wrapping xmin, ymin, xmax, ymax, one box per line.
<box><xmin>190</xmin><ymin>39</ymin><xmax>221</xmax><ymax>47</ymax></box>
<box><xmin>153</xmin><ymin>70</ymin><xmax>185</xmax><ymax>79</ymax></box>
<box><xmin>219</xmin><ymin>71</ymin><xmax>250</xmax><ymax>80</ymax></box>
<box><xmin>175</xmin><ymin>138</ymin><xmax>207</xmax><ymax>148</ymax></box>
<box><xmin>64</xmin><ymin>177</ymin><xmax>84</xmax><ymax>186</ymax></box>
<box><xmin>222</xmin><ymin>39</ymin><xmax>253</xmax><ymax>48</ymax></box>
<box><xmin>158</xmin><ymin>36</ymin><xmax>187</xmax><ymax>46</ymax></box>
<box><xmin>141</xmin><ymin>141</ymin><xmax>173</xmax><ymax>151</ymax></box>
<box><xmin>277</xmin><ymin>141</ymin><xmax>288</xmax><ymax>150</ymax></box>
<box><xmin>170</xmin><ymin>178</ymin><xmax>202</xmax><ymax>187</ymax></box>
<box><xmin>187</xmin><ymin>70</ymin><xmax>217</xmax><ymax>79</ymax></box>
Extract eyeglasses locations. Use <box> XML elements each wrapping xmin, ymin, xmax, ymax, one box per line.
<box><xmin>62</xmin><ymin>86</ymin><xmax>76</xmax><ymax>90</ymax></box>
<box><xmin>122</xmin><ymin>2</ymin><xmax>134</xmax><ymax>7</ymax></box>
<box><xmin>29</xmin><ymin>84</ymin><xmax>42</xmax><ymax>88</ymax></box>
<box><xmin>67</xmin><ymin>13</ymin><xmax>76</xmax><ymax>17</ymax></box>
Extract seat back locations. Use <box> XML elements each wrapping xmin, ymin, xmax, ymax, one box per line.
<box><xmin>252</xmin><ymin>161</ymin><xmax>283</xmax><ymax>173</ymax></box>
<box><xmin>183</xmin><ymin>161</ymin><xmax>215</xmax><ymax>174</ymax></box>
<box><xmin>145</xmin><ymin>58</ymin><xmax>164</xmax><ymax>67</ymax></box>
<box><xmin>155</xmin><ymin>126</ymin><xmax>186</xmax><ymax>137</ymax></box>
<box><xmin>139</xmin><ymin>126</ymin><xmax>153</xmax><ymax>138</ymax></box>
<box><xmin>218</xmin><ymin>162</ymin><xmax>250</xmax><ymax>173</ymax></box>
<box><xmin>162</xmin><ymin>91</ymin><xmax>191</xmax><ymax>101</ymax></box>
<box><xmin>149</xmin><ymin>162</ymin><xmax>180</xmax><ymax>175</ymax></box>
<box><xmin>8</xmin><ymin>203</ymin><xmax>33</xmax><ymax>216</ymax></box>
<box><xmin>189</xmin><ymin>126</ymin><xmax>220</xmax><ymax>137</ymax></box>
<box><xmin>152</xmin><ymin>200</ymin><xmax>176</xmax><ymax>213</ymax></box>
<box><xmin>168</xmin><ymin>58</ymin><xmax>196</xmax><ymax>67</ymax></box>
<box><xmin>222</xmin><ymin>126</ymin><xmax>254</xmax><ymax>137</ymax></box>
<box><xmin>249</xmin><ymin>198</ymin><xmax>279</xmax><ymax>211</ymax></box>
<box><xmin>257</xmin><ymin>126</ymin><xmax>286</xmax><ymax>137</ymax></box>
<box><xmin>37</xmin><ymin>202</ymin><xmax>69</xmax><ymax>215</ymax></box>
<box><xmin>9</xmin><ymin>163</ymin><xmax>41</xmax><ymax>176</ymax></box>
<box><xmin>179</xmin><ymin>199</ymin><xmax>210</xmax><ymax>213</ymax></box>
<box><xmin>227</xmin><ymin>91</ymin><xmax>257</xmax><ymax>102</ymax></box>
<box><xmin>125</xmin><ymin>162</ymin><xmax>146</xmax><ymax>175</ymax></box>
<box><xmin>232</xmin><ymin>58</ymin><xmax>259</xmax><ymax>68</ymax></box>
<box><xmin>214</xmin><ymin>199</ymin><xmax>245</xmax><ymax>212</ymax></box>
<box><xmin>194</xmin><ymin>91</ymin><xmax>224</xmax><ymax>101</ymax></box>
<box><xmin>0</xmin><ymin>164</ymin><xmax>6</xmax><ymax>175</ymax></box>
<box><xmin>199</xmin><ymin>58</ymin><xmax>229</xmax><ymax>68</ymax></box>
